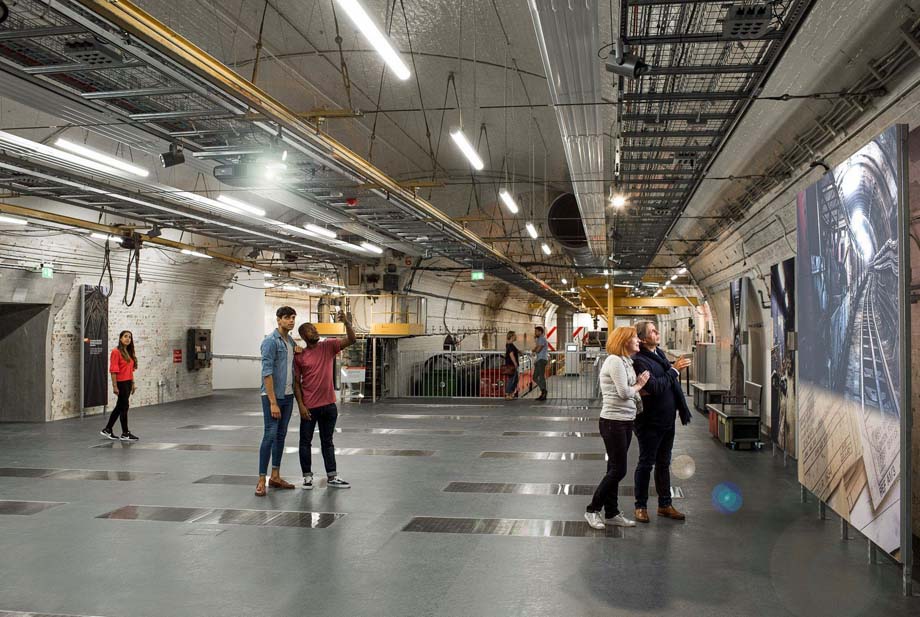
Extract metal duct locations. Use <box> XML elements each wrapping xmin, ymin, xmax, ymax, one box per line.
<box><xmin>528</xmin><ymin>0</ymin><xmax>607</xmax><ymax>259</ymax></box>
<box><xmin>546</xmin><ymin>193</ymin><xmax>595</xmax><ymax>266</ymax></box>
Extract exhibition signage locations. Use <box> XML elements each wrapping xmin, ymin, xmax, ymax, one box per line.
<box><xmin>81</xmin><ymin>285</ymin><xmax>109</xmax><ymax>409</ymax></box>
<box><xmin>769</xmin><ymin>258</ymin><xmax>796</xmax><ymax>454</ymax></box>
<box><xmin>795</xmin><ymin>124</ymin><xmax>909</xmax><ymax>573</ymax></box>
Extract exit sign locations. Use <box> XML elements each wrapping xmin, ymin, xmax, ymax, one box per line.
<box><xmin>471</xmin><ymin>270</ymin><xmax>485</xmax><ymax>281</ymax></box>
<box><xmin>41</xmin><ymin>265</ymin><xmax>53</xmax><ymax>279</ymax></box>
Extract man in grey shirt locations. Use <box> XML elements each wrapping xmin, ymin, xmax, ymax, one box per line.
<box><xmin>532</xmin><ymin>325</ymin><xmax>549</xmax><ymax>401</ymax></box>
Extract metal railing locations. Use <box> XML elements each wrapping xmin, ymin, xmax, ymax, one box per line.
<box><xmin>390</xmin><ymin>349</ymin><xmax>604</xmax><ymax>401</ymax></box>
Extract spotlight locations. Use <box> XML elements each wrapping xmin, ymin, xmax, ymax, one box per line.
<box><xmin>610</xmin><ymin>194</ymin><xmax>627</xmax><ymax>208</ymax></box>
<box><xmin>247</xmin><ymin>248</ymin><xmax>261</xmax><ymax>259</ymax></box>
<box><xmin>159</xmin><ymin>143</ymin><xmax>185</xmax><ymax>168</ymax></box>
<box><xmin>605</xmin><ymin>45</ymin><xmax>649</xmax><ymax>80</ymax></box>
<box><xmin>146</xmin><ymin>225</ymin><xmax>162</xmax><ymax>238</ymax></box>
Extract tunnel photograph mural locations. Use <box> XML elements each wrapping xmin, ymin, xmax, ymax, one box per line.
<box><xmin>796</xmin><ymin>124</ymin><xmax>904</xmax><ymax>560</ymax></box>
<box><xmin>769</xmin><ymin>258</ymin><xmax>796</xmax><ymax>454</ymax></box>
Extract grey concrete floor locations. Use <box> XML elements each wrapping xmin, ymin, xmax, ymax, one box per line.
<box><xmin>0</xmin><ymin>390</ymin><xmax>917</xmax><ymax>617</ymax></box>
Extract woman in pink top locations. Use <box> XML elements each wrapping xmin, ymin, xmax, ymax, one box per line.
<box><xmin>100</xmin><ymin>330</ymin><xmax>139</xmax><ymax>442</ymax></box>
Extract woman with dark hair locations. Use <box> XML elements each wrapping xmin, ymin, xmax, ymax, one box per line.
<box><xmin>503</xmin><ymin>331</ymin><xmax>520</xmax><ymax>400</ymax></box>
<box><xmin>100</xmin><ymin>330</ymin><xmax>139</xmax><ymax>442</ymax></box>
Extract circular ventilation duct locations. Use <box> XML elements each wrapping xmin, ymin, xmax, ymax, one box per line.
<box><xmin>547</xmin><ymin>193</ymin><xmax>595</xmax><ymax>264</ymax></box>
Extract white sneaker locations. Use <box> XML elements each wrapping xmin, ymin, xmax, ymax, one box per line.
<box><xmin>302</xmin><ymin>476</ymin><xmax>313</xmax><ymax>490</ymax></box>
<box><xmin>584</xmin><ymin>511</ymin><xmax>605</xmax><ymax>530</ymax></box>
<box><xmin>605</xmin><ymin>513</ymin><xmax>637</xmax><ymax>527</ymax></box>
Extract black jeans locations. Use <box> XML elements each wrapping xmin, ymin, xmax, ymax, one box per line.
<box><xmin>634</xmin><ymin>425</ymin><xmax>675</xmax><ymax>509</ymax></box>
<box><xmin>104</xmin><ymin>380</ymin><xmax>132</xmax><ymax>433</ymax></box>
<box><xmin>299</xmin><ymin>403</ymin><xmax>338</xmax><ymax>476</ymax></box>
<box><xmin>586</xmin><ymin>418</ymin><xmax>633</xmax><ymax>518</ymax></box>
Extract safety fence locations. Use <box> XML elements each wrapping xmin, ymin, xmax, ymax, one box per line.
<box><xmin>391</xmin><ymin>349</ymin><xmax>604</xmax><ymax>401</ymax></box>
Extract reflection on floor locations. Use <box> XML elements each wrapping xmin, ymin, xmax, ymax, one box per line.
<box><xmin>0</xmin><ymin>390</ymin><xmax>916</xmax><ymax>617</ymax></box>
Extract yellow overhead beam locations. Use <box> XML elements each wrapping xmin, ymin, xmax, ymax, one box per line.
<box><xmin>614</xmin><ymin>308</ymin><xmax>671</xmax><ymax>316</ymax></box>
<box><xmin>582</xmin><ymin>287</ymin><xmax>608</xmax><ymax>322</ymax></box>
<box><xmin>615</xmin><ymin>297</ymin><xmax>699</xmax><ymax>308</ymax></box>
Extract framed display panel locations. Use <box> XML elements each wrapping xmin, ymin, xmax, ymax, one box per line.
<box><xmin>796</xmin><ymin>125</ymin><xmax>911</xmax><ymax>578</ymax></box>
<box><xmin>729</xmin><ymin>278</ymin><xmax>745</xmax><ymax>396</ymax></box>
<box><xmin>770</xmin><ymin>258</ymin><xmax>796</xmax><ymax>454</ymax></box>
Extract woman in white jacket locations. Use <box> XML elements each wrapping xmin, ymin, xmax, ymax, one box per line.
<box><xmin>584</xmin><ymin>326</ymin><xmax>650</xmax><ymax>529</ymax></box>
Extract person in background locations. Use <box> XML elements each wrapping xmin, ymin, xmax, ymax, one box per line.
<box><xmin>584</xmin><ymin>326</ymin><xmax>649</xmax><ymax>530</ymax></box>
<box><xmin>100</xmin><ymin>330</ymin><xmax>139</xmax><ymax>442</ymax></box>
<box><xmin>255</xmin><ymin>306</ymin><xmax>299</xmax><ymax>497</ymax></box>
<box><xmin>532</xmin><ymin>325</ymin><xmax>549</xmax><ymax>401</ymax></box>
<box><xmin>294</xmin><ymin>309</ymin><xmax>357</xmax><ymax>490</ymax></box>
<box><xmin>631</xmin><ymin>320</ymin><xmax>692</xmax><ymax>523</ymax></box>
<box><xmin>503</xmin><ymin>331</ymin><xmax>520</xmax><ymax>401</ymax></box>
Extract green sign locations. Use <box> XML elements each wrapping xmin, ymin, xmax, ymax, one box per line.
<box><xmin>41</xmin><ymin>265</ymin><xmax>53</xmax><ymax>279</ymax></box>
<box><xmin>471</xmin><ymin>269</ymin><xmax>485</xmax><ymax>281</ymax></box>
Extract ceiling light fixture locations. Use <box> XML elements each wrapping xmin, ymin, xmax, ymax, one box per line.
<box><xmin>525</xmin><ymin>222</ymin><xmax>538</xmax><ymax>239</ymax></box>
<box><xmin>604</xmin><ymin>39</ymin><xmax>649</xmax><ymax>80</ymax></box>
<box><xmin>335</xmin><ymin>0</ymin><xmax>411</xmax><ymax>81</ymax></box>
<box><xmin>264</xmin><ymin>282</ymin><xmax>275</xmax><ymax>288</ymax></box>
<box><xmin>0</xmin><ymin>215</ymin><xmax>28</xmax><ymax>225</ymax></box>
<box><xmin>498</xmin><ymin>188</ymin><xmax>519</xmax><ymax>214</ymax></box>
<box><xmin>181</xmin><ymin>248</ymin><xmax>213</xmax><ymax>259</ymax></box>
<box><xmin>55</xmin><ymin>139</ymin><xmax>149</xmax><ymax>177</ymax></box>
<box><xmin>305</xmin><ymin>287</ymin><xmax>325</xmax><ymax>294</ymax></box>
<box><xmin>159</xmin><ymin>143</ymin><xmax>185</xmax><ymax>168</ymax></box>
<box><xmin>604</xmin><ymin>283</ymin><xmax>610</xmax><ymax>290</ymax></box>
<box><xmin>561</xmin><ymin>278</ymin><xmax>568</xmax><ymax>285</ymax></box>
<box><xmin>449</xmin><ymin>127</ymin><xmax>484</xmax><ymax>170</ymax></box>
<box><xmin>217</xmin><ymin>194</ymin><xmax>267</xmax><ymax>217</ymax></box>
<box><xmin>360</xmin><ymin>241</ymin><xmax>384</xmax><ymax>254</ymax></box>
<box><xmin>282</xmin><ymin>284</ymin><xmax>300</xmax><ymax>292</ymax></box>
<box><xmin>304</xmin><ymin>223</ymin><xmax>337</xmax><ymax>239</ymax></box>
<box><xmin>679</xmin><ymin>266</ymin><xmax>688</xmax><ymax>274</ymax></box>
<box><xmin>541</xmin><ymin>243</ymin><xmax>551</xmax><ymax>255</ymax></box>
<box><xmin>610</xmin><ymin>194</ymin><xmax>627</xmax><ymax>208</ymax></box>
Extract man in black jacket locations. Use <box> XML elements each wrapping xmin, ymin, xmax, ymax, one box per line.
<box><xmin>631</xmin><ymin>320</ymin><xmax>692</xmax><ymax>523</ymax></box>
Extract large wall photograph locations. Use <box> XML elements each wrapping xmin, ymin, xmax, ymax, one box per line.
<box><xmin>796</xmin><ymin>125</ymin><xmax>903</xmax><ymax>560</ymax></box>
<box><xmin>770</xmin><ymin>258</ymin><xmax>796</xmax><ymax>454</ymax></box>
<box><xmin>729</xmin><ymin>278</ymin><xmax>745</xmax><ymax>395</ymax></box>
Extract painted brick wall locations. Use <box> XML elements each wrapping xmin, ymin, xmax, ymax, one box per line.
<box><xmin>0</xmin><ymin>220</ymin><xmax>235</xmax><ymax>421</ymax></box>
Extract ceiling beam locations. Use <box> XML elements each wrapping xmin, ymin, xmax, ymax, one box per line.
<box><xmin>621</xmin><ymin>130</ymin><xmax>724</xmax><ymax>139</ymax></box>
<box><xmin>646</xmin><ymin>64</ymin><xmax>765</xmax><ymax>76</ymax></box>
<box><xmin>624</xmin><ymin>31</ymin><xmax>784</xmax><ymax>45</ymax></box>
<box><xmin>620</xmin><ymin>113</ymin><xmax>735</xmax><ymax>122</ymax></box>
<box><xmin>615</xmin><ymin>297</ymin><xmax>699</xmax><ymax>307</ymax></box>
<box><xmin>623</xmin><ymin>92</ymin><xmax>750</xmax><ymax>102</ymax></box>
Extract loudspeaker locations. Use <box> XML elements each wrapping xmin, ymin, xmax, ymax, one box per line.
<box><xmin>382</xmin><ymin>273</ymin><xmax>399</xmax><ymax>292</ymax></box>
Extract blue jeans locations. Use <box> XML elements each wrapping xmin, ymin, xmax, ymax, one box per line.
<box><xmin>299</xmin><ymin>403</ymin><xmax>338</xmax><ymax>477</ymax></box>
<box><xmin>504</xmin><ymin>370</ymin><xmax>519</xmax><ymax>395</ymax></box>
<box><xmin>258</xmin><ymin>394</ymin><xmax>294</xmax><ymax>475</ymax></box>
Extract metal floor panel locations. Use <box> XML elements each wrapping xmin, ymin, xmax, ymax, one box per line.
<box><xmin>374</xmin><ymin>414</ymin><xmax>486</xmax><ymax>420</ymax></box>
<box><xmin>97</xmin><ymin>505</ymin><xmax>344</xmax><ymax>529</ymax></box>
<box><xmin>501</xmin><ymin>431</ymin><xmax>601</xmax><ymax>437</ymax></box>
<box><xmin>43</xmin><ymin>469</ymin><xmax>161</xmax><ymax>481</ymax></box>
<box><xmin>193</xmin><ymin>475</ymin><xmax>255</xmax><ymax>486</ymax></box>
<box><xmin>480</xmin><ymin>451</ymin><xmax>606</xmax><ymax>461</ymax></box>
<box><xmin>94</xmin><ymin>442</ymin><xmax>435</xmax><ymax>456</ymax></box>
<box><xmin>179</xmin><ymin>425</ymin><xmax>464</xmax><ymax>436</ymax></box>
<box><xmin>0</xmin><ymin>500</ymin><xmax>66</xmax><ymax>516</ymax></box>
<box><xmin>401</xmin><ymin>516</ymin><xmax>625</xmax><ymax>538</ymax></box>
<box><xmin>442</xmin><ymin>482</ymin><xmax>684</xmax><ymax>498</ymax></box>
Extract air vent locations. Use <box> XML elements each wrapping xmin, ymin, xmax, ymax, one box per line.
<box><xmin>64</xmin><ymin>39</ymin><xmax>123</xmax><ymax>66</ymax></box>
<box><xmin>722</xmin><ymin>4</ymin><xmax>773</xmax><ymax>40</ymax></box>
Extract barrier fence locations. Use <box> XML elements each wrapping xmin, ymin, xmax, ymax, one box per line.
<box><xmin>391</xmin><ymin>349</ymin><xmax>605</xmax><ymax>401</ymax></box>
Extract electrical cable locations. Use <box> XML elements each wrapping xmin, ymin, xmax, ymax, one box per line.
<box><xmin>122</xmin><ymin>240</ymin><xmax>141</xmax><ymax>307</ymax></box>
<box><xmin>97</xmin><ymin>239</ymin><xmax>114</xmax><ymax>298</ymax></box>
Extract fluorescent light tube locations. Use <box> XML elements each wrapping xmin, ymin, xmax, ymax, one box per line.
<box><xmin>0</xmin><ymin>215</ymin><xmax>27</xmax><ymax>225</ymax></box>
<box><xmin>304</xmin><ymin>287</ymin><xmax>325</xmax><ymax>294</ymax></box>
<box><xmin>264</xmin><ymin>282</ymin><xmax>276</xmax><ymax>288</ymax></box>
<box><xmin>217</xmin><ymin>194</ymin><xmax>266</xmax><ymax>217</ymax></box>
<box><xmin>55</xmin><ymin>139</ymin><xmax>149</xmax><ymax>177</ymax></box>
<box><xmin>525</xmin><ymin>222</ymin><xmax>538</xmax><ymax>238</ymax></box>
<box><xmin>91</xmin><ymin>232</ymin><xmax>122</xmax><ymax>243</ymax></box>
<box><xmin>498</xmin><ymin>189</ymin><xmax>519</xmax><ymax>214</ymax></box>
<box><xmin>541</xmin><ymin>243</ymin><xmax>551</xmax><ymax>255</ymax></box>
<box><xmin>561</xmin><ymin>278</ymin><xmax>567</xmax><ymax>285</ymax></box>
<box><xmin>264</xmin><ymin>272</ymin><xmax>273</xmax><ymax>278</ymax></box>
<box><xmin>449</xmin><ymin>127</ymin><xmax>484</xmax><ymax>170</ymax></box>
<box><xmin>335</xmin><ymin>0</ymin><xmax>411</xmax><ymax>80</ymax></box>
<box><xmin>181</xmin><ymin>248</ymin><xmax>212</xmax><ymax>259</ymax></box>
<box><xmin>304</xmin><ymin>223</ymin><xmax>337</xmax><ymax>239</ymax></box>
<box><xmin>360</xmin><ymin>241</ymin><xmax>384</xmax><ymax>254</ymax></box>
<box><xmin>678</xmin><ymin>267</ymin><xmax>687</xmax><ymax>274</ymax></box>
<box><xmin>282</xmin><ymin>285</ymin><xmax>300</xmax><ymax>291</ymax></box>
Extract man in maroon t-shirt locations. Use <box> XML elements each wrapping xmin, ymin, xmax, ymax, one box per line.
<box><xmin>293</xmin><ymin>310</ymin><xmax>357</xmax><ymax>489</ymax></box>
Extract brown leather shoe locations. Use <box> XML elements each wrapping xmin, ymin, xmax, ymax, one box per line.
<box><xmin>634</xmin><ymin>508</ymin><xmax>650</xmax><ymax>523</ymax></box>
<box><xmin>268</xmin><ymin>477</ymin><xmax>295</xmax><ymax>489</ymax></box>
<box><xmin>657</xmin><ymin>505</ymin><xmax>686</xmax><ymax>520</ymax></box>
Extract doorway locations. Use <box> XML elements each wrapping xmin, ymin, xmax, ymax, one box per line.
<box><xmin>0</xmin><ymin>303</ymin><xmax>51</xmax><ymax>422</ymax></box>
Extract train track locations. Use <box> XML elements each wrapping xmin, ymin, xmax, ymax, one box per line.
<box><xmin>858</xmin><ymin>277</ymin><xmax>899</xmax><ymax>417</ymax></box>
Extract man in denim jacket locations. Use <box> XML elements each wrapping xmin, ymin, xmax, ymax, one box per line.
<box><xmin>255</xmin><ymin>306</ymin><xmax>298</xmax><ymax>496</ymax></box>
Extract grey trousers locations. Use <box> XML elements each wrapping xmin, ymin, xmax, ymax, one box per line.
<box><xmin>534</xmin><ymin>359</ymin><xmax>548</xmax><ymax>391</ymax></box>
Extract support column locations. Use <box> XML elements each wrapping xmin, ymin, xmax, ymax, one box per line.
<box><xmin>556</xmin><ymin>306</ymin><xmax>572</xmax><ymax>350</ymax></box>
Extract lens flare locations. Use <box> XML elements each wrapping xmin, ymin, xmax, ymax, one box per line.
<box><xmin>672</xmin><ymin>454</ymin><xmax>696</xmax><ymax>480</ymax></box>
<box><xmin>711</xmin><ymin>482</ymin><xmax>743</xmax><ymax>514</ymax></box>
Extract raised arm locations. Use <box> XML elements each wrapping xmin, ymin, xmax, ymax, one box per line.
<box><xmin>338</xmin><ymin>311</ymin><xmax>357</xmax><ymax>350</ymax></box>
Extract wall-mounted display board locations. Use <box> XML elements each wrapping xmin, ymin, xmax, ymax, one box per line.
<box><xmin>729</xmin><ymin>278</ymin><xmax>745</xmax><ymax>395</ymax></box>
<box><xmin>770</xmin><ymin>258</ymin><xmax>796</xmax><ymax>454</ymax></box>
<box><xmin>81</xmin><ymin>285</ymin><xmax>108</xmax><ymax>410</ymax></box>
<box><xmin>796</xmin><ymin>124</ymin><xmax>909</xmax><ymax>567</ymax></box>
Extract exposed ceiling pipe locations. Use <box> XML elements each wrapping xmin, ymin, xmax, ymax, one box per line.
<box><xmin>528</xmin><ymin>0</ymin><xmax>608</xmax><ymax>260</ymax></box>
